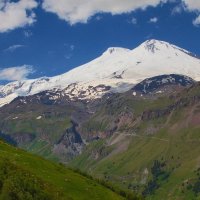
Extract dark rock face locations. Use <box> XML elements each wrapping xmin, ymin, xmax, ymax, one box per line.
<box><xmin>141</xmin><ymin>95</ymin><xmax>200</xmax><ymax>121</ymax></box>
<box><xmin>133</xmin><ymin>74</ymin><xmax>195</xmax><ymax>94</ymax></box>
<box><xmin>53</xmin><ymin>121</ymin><xmax>84</xmax><ymax>162</ymax></box>
<box><xmin>58</xmin><ymin>121</ymin><xmax>83</xmax><ymax>145</ymax></box>
<box><xmin>12</xmin><ymin>133</ymin><xmax>35</xmax><ymax>146</ymax></box>
<box><xmin>0</xmin><ymin>132</ymin><xmax>17</xmax><ymax>146</ymax></box>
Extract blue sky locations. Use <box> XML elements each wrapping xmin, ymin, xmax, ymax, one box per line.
<box><xmin>0</xmin><ymin>0</ymin><xmax>200</xmax><ymax>84</ymax></box>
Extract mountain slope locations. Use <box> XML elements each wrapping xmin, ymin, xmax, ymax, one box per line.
<box><xmin>0</xmin><ymin>74</ymin><xmax>199</xmax><ymax>199</ymax></box>
<box><xmin>0</xmin><ymin>39</ymin><xmax>200</xmax><ymax>106</ymax></box>
<box><xmin>132</xmin><ymin>74</ymin><xmax>195</xmax><ymax>94</ymax></box>
<box><xmin>70</xmin><ymin>82</ymin><xmax>200</xmax><ymax>199</ymax></box>
<box><xmin>0</xmin><ymin>74</ymin><xmax>195</xmax><ymax>162</ymax></box>
<box><xmin>0</xmin><ymin>140</ymin><xmax>127</xmax><ymax>200</ymax></box>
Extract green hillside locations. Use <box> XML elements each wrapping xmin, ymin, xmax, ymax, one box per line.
<box><xmin>0</xmin><ymin>140</ymin><xmax>126</xmax><ymax>200</ymax></box>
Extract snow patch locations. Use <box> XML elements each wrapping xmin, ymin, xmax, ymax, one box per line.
<box><xmin>156</xmin><ymin>91</ymin><xmax>163</xmax><ymax>94</ymax></box>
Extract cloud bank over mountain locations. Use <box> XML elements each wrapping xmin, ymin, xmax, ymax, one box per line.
<box><xmin>0</xmin><ymin>65</ymin><xmax>34</xmax><ymax>81</ymax></box>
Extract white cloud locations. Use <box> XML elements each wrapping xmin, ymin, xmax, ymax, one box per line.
<box><xmin>149</xmin><ymin>17</ymin><xmax>158</xmax><ymax>23</ymax></box>
<box><xmin>0</xmin><ymin>0</ymin><xmax>38</xmax><ymax>33</ymax></box>
<box><xmin>131</xmin><ymin>17</ymin><xmax>137</xmax><ymax>24</ymax></box>
<box><xmin>70</xmin><ymin>44</ymin><xmax>75</xmax><ymax>51</ymax></box>
<box><xmin>23</xmin><ymin>30</ymin><xmax>33</xmax><ymax>38</ymax></box>
<box><xmin>64</xmin><ymin>54</ymin><xmax>72</xmax><ymax>60</ymax></box>
<box><xmin>4</xmin><ymin>44</ymin><xmax>25</xmax><ymax>52</ymax></box>
<box><xmin>42</xmin><ymin>0</ymin><xmax>167</xmax><ymax>25</ymax></box>
<box><xmin>182</xmin><ymin>0</ymin><xmax>200</xmax><ymax>11</ymax></box>
<box><xmin>41</xmin><ymin>0</ymin><xmax>200</xmax><ymax>26</ymax></box>
<box><xmin>0</xmin><ymin>65</ymin><xmax>34</xmax><ymax>81</ymax></box>
<box><xmin>171</xmin><ymin>4</ymin><xmax>184</xmax><ymax>15</ymax></box>
<box><xmin>64</xmin><ymin>44</ymin><xmax>75</xmax><ymax>59</ymax></box>
<box><xmin>0</xmin><ymin>0</ymin><xmax>199</xmax><ymax>31</ymax></box>
<box><xmin>64</xmin><ymin>43</ymin><xmax>75</xmax><ymax>51</ymax></box>
<box><xmin>193</xmin><ymin>15</ymin><xmax>200</xmax><ymax>26</ymax></box>
<box><xmin>181</xmin><ymin>0</ymin><xmax>200</xmax><ymax>26</ymax></box>
<box><xmin>95</xmin><ymin>15</ymin><xmax>103</xmax><ymax>21</ymax></box>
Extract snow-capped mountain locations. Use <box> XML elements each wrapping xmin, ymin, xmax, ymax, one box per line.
<box><xmin>132</xmin><ymin>74</ymin><xmax>195</xmax><ymax>95</ymax></box>
<box><xmin>0</xmin><ymin>39</ymin><xmax>200</xmax><ymax>107</ymax></box>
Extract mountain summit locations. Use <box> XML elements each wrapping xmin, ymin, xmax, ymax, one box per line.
<box><xmin>0</xmin><ymin>39</ymin><xmax>200</xmax><ymax>106</ymax></box>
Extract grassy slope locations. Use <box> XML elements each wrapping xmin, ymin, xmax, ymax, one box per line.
<box><xmin>72</xmin><ymin>122</ymin><xmax>200</xmax><ymax>199</ymax></box>
<box><xmin>0</xmin><ymin>140</ymin><xmax>123</xmax><ymax>200</ymax></box>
